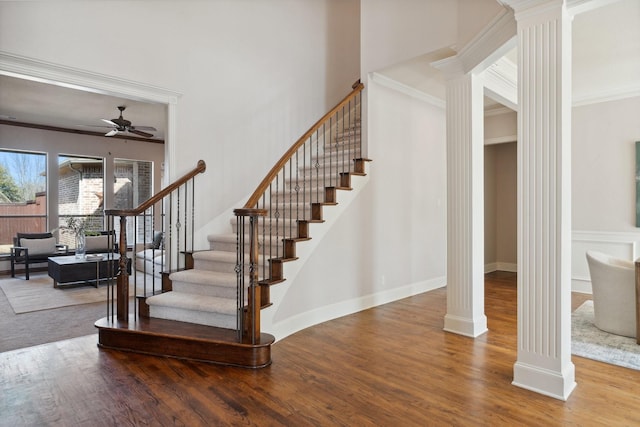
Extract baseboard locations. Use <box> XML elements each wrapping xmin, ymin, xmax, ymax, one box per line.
<box><xmin>571</xmin><ymin>279</ymin><xmax>592</xmax><ymax>294</ymax></box>
<box><xmin>485</xmin><ymin>262</ymin><xmax>517</xmax><ymax>273</ymax></box>
<box><xmin>269</xmin><ymin>276</ymin><xmax>446</xmax><ymax>341</ymax></box>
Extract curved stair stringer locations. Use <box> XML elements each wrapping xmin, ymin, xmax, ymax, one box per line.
<box><xmin>260</xmin><ymin>169</ymin><xmax>371</xmax><ymax>341</ymax></box>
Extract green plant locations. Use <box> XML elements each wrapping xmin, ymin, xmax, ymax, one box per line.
<box><xmin>62</xmin><ymin>217</ymin><xmax>86</xmax><ymax>237</ymax></box>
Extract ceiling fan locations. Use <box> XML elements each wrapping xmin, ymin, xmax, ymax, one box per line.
<box><xmin>96</xmin><ymin>106</ymin><xmax>157</xmax><ymax>138</ymax></box>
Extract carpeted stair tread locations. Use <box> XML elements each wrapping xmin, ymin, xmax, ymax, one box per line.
<box><xmin>146</xmin><ymin>291</ymin><xmax>237</xmax><ymax>315</ymax></box>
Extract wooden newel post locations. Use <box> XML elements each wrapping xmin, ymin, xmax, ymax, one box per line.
<box><xmin>247</xmin><ymin>214</ymin><xmax>261</xmax><ymax>344</ymax></box>
<box><xmin>234</xmin><ymin>208</ymin><xmax>267</xmax><ymax>344</ymax></box>
<box><xmin>117</xmin><ymin>216</ymin><xmax>129</xmax><ymax>321</ymax></box>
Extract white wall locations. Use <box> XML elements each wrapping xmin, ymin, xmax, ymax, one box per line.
<box><xmin>360</xmin><ymin>0</ymin><xmax>457</xmax><ymax>76</ymax></box>
<box><xmin>484</xmin><ymin>143</ymin><xmax>497</xmax><ymax>268</ymax></box>
<box><xmin>572</xmin><ymin>96</ymin><xmax>640</xmax><ymax>232</ymax></box>
<box><xmin>571</xmin><ymin>96</ymin><xmax>640</xmax><ymax>292</ymax></box>
<box><xmin>456</xmin><ymin>0</ymin><xmax>504</xmax><ymax>50</ymax></box>
<box><xmin>485</xmin><ymin>110</ymin><xmax>517</xmax><ymax>143</ymax></box>
<box><xmin>0</xmin><ymin>0</ymin><xmax>361</xmax><ymax>249</ymax></box>
<box><xmin>484</xmin><ymin>111</ymin><xmax>517</xmax><ymax>272</ymax></box>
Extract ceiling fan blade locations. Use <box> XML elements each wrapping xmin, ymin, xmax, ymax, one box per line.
<box><xmin>132</xmin><ymin>125</ymin><xmax>157</xmax><ymax>131</ymax></box>
<box><xmin>128</xmin><ymin>129</ymin><xmax>154</xmax><ymax>138</ymax></box>
<box><xmin>105</xmin><ymin>129</ymin><xmax>119</xmax><ymax>137</ymax></box>
<box><xmin>102</xmin><ymin>119</ymin><xmax>118</xmax><ymax>126</ymax></box>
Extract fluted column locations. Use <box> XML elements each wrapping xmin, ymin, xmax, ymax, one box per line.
<box><xmin>442</xmin><ymin>64</ymin><xmax>488</xmax><ymax>338</ymax></box>
<box><xmin>506</xmin><ymin>0</ymin><xmax>576</xmax><ymax>400</ymax></box>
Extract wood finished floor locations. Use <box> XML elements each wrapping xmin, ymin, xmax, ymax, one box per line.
<box><xmin>2</xmin><ymin>272</ymin><xmax>639</xmax><ymax>426</ymax></box>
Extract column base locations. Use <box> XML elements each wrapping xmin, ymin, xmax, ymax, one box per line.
<box><xmin>512</xmin><ymin>361</ymin><xmax>576</xmax><ymax>401</ymax></box>
<box><xmin>443</xmin><ymin>313</ymin><xmax>488</xmax><ymax>338</ymax></box>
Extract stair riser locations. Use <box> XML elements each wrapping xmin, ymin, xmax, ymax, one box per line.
<box><xmin>150</xmin><ymin>306</ymin><xmax>236</xmax><ymax>330</ymax></box>
<box><xmin>211</xmin><ymin>240</ymin><xmax>282</xmax><ymax>254</ymax></box>
<box><xmin>280</xmin><ymin>174</ymin><xmax>353</xmax><ymax>189</ymax></box>
<box><xmin>171</xmin><ymin>282</ymin><xmax>238</xmax><ymax>299</ymax></box>
<box><xmin>296</xmin><ymin>164</ymin><xmax>356</xmax><ymax>176</ymax></box>
<box><xmin>194</xmin><ymin>259</ymin><xmax>264</xmax><ymax>274</ymax></box>
<box><xmin>268</xmin><ymin>190</ymin><xmax>338</xmax><ymax>205</ymax></box>
<box><xmin>312</xmin><ymin>150</ymin><xmax>361</xmax><ymax>161</ymax></box>
<box><xmin>231</xmin><ymin>222</ymin><xmax>303</xmax><ymax>238</ymax></box>
<box><xmin>264</xmin><ymin>206</ymin><xmax>313</xmax><ymax>218</ymax></box>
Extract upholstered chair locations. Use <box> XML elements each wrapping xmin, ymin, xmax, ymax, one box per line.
<box><xmin>11</xmin><ymin>232</ymin><xmax>68</xmax><ymax>280</ymax></box>
<box><xmin>585</xmin><ymin>250</ymin><xmax>636</xmax><ymax>338</ymax></box>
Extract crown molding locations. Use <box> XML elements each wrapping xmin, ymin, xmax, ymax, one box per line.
<box><xmin>455</xmin><ymin>9</ymin><xmax>517</xmax><ymax>74</ymax></box>
<box><xmin>483</xmin><ymin>57</ymin><xmax>518</xmax><ymax>110</ymax></box>
<box><xmin>573</xmin><ymin>83</ymin><xmax>640</xmax><ymax>107</ymax></box>
<box><xmin>0</xmin><ymin>51</ymin><xmax>181</xmax><ymax>105</ymax></box>
<box><xmin>370</xmin><ymin>72</ymin><xmax>446</xmax><ymax>109</ymax></box>
<box><xmin>566</xmin><ymin>0</ymin><xmax>622</xmax><ymax>15</ymax></box>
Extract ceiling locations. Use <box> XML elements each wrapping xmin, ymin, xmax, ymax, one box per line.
<box><xmin>0</xmin><ymin>0</ymin><xmax>637</xmax><ymax>137</ymax></box>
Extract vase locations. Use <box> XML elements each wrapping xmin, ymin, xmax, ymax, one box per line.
<box><xmin>75</xmin><ymin>231</ymin><xmax>86</xmax><ymax>259</ymax></box>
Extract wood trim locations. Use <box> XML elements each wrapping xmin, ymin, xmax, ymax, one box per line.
<box><xmin>242</xmin><ymin>82</ymin><xmax>364</xmax><ymax>209</ymax></box>
<box><xmin>105</xmin><ymin>160</ymin><xmax>206</xmax><ymax>216</ymax></box>
<box><xmin>0</xmin><ymin>119</ymin><xmax>165</xmax><ymax>144</ymax></box>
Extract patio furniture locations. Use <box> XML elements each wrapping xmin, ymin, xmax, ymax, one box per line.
<box><xmin>48</xmin><ymin>253</ymin><xmax>130</xmax><ymax>288</ymax></box>
<box><xmin>11</xmin><ymin>232</ymin><xmax>68</xmax><ymax>280</ymax></box>
<box><xmin>84</xmin><ymin>230</ymin><xmax>118</xmax><ymax>254</ymax></box>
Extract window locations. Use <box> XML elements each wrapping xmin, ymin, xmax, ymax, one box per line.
<box><xmin>58</xmin><ymin>155</ymin><xmax>104</xmax><ymax>249</ymax></box>
<box><xmin>113</xmin><ymin>158</ymin><xmax>153</xmax><ymax>210</ymax></box>
<box><xmin>0</xmin><ymin>150</ymin><xmax>47</xmax><ymax>255</ymax></box>
<box><xmin>113</xmin><ymin>158</ymin><xmax>154</xmax><ymax>247</ymax></box>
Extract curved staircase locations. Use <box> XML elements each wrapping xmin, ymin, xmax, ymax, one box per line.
<box><xmin>95</xmin><ymin>82</ymin><xmax>367</xmax><ymax>368</ymax></box>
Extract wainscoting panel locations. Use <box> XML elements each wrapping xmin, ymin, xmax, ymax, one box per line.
<box><xmin>572</xmin><ymin>230</ymin><xmax>640</xmax><ymax>294</ymax></box>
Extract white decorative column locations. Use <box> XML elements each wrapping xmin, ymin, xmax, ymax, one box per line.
<box><xmin>438</xmin><ymin>59</ymin><xmax>488</xmax><ymax>338</ymax></box>
<box><xmin>506</xmin><ymin>0</ymin><xmax>576</xmax><ymax>400</ymax></box>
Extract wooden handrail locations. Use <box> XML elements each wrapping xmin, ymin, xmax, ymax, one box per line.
<box><xmin>242</xmin><ymin>82</ymin><xmax>364</xmax><ymax>209</ymax></box>
<box><xmin>105</xmin><ymin>160</ymin><xmax>206</xmax><ymax>217</ymax></box>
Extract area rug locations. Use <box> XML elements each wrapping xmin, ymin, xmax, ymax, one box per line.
<box><xmin>0</xmin><ymin>273</ymin><xmax>110</xmax><ymax>314</ymax></box>
<box><xmin>572</xmin><ymin>300</ymin><xmax>640</xmax><ymax>371</ymax></box>
<box><xmin>0</xmin><ymin>272</ymin><xmax>157</xmax><ymax>314</ymax></box>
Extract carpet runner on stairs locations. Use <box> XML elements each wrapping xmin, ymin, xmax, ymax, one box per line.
<box><xmin>144</xmin><ymin>135</ymin><xmax>362</xmax><ymax>331</ymax></box>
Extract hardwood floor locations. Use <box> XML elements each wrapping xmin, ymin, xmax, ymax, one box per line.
<box><xmin>2</xmin><ymin>272</ymin><xmax>639</xmax><ymax>426</ymax></box>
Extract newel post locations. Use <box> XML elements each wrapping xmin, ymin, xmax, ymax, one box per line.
<box><xmin>234</xmin><ymin>208</ymin><xmax>267</xmax><ymax>344</ymax></box>
<box><xmin>117</xmin><ymin>215</ymin><xmax>129</xmax><ymax>321</ymax></box>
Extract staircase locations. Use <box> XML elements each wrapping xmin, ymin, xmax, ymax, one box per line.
<box><xmin>95</xmin><ymin>81</ymin><xmax>368</xmax><ymax>367</ymax></box>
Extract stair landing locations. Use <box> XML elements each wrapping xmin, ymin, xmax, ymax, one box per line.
<box><xmin>95</xmin><ymin>316</ymin><xmax>274</xmax><ymax>368</ymax></box>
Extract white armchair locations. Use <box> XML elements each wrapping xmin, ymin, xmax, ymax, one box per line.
<box><xmin>585</xmin><ymin>251</ymin><xmax>636</xmax><ymax>338</ymax></box>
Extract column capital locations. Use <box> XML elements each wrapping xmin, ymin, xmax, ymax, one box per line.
<box><xmin>500</xmin><ymin>0</ymin><xmax>566</xmax><ymax>20</ymax></box>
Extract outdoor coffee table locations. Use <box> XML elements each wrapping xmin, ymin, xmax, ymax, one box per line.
<box><xmin>48</xmin><ymin>254</ymin><xmax>126</xmax><ymax>288</ymax></box>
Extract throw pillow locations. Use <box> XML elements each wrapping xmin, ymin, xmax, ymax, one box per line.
<box><xmin>20</xmin><ymin>237</ymin><xmax>57</xmax><ymax>255</ymax></box>
<box><xmin>84</xmin><ymin>235</ymin><xmax>110</xmax><ymax>252</ymax></box>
